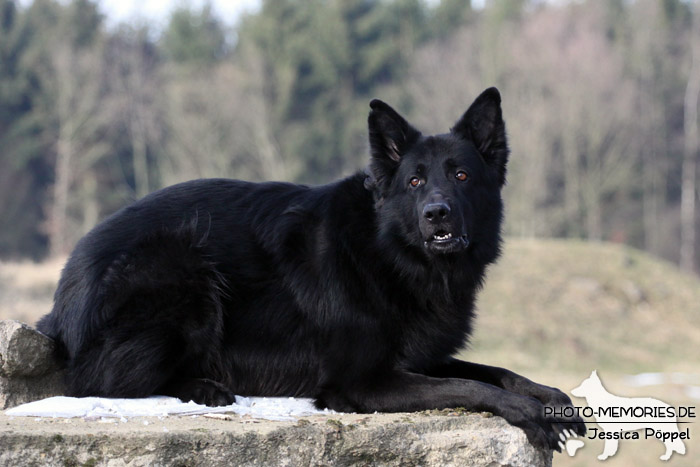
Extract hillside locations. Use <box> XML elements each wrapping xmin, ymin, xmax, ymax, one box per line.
<box><xmin>467</xmin><ymin>238</ymin><xmax>700</xmax><ymax>375</ymax></box>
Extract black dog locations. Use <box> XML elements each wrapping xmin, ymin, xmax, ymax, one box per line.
<box><xmin>38</xmin><ymin>88</ymin><xmax>585</xmax><ymax>450</ymax></box>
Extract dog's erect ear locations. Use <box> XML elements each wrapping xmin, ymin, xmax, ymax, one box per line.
<box><xmin>452</xmin><ymin>87</ymin><xmax>509</xmax><ymax>184</ymax></box>
<box><xmin>366</xmin><ymin>99</ymin><xmax>421</xmax><ymax>196</ymax></box>
<box><xmin>368</xmin><ymin>99</ymin><xmax>421</xmax><ymax>164</ymax></box>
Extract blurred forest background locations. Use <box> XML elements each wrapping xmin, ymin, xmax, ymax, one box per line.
<box><xmin>2</xmin><ymin>3</ymin><xmax>700</xmax><ymax>464</ymax></box>
<box><xmin>1</xmin><ymin>0</ymin><xmax>700</xmax><ymax>277</ymax></box>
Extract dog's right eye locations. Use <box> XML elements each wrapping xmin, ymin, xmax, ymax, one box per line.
<box><xmin>409</xmin><ymin>177</ymin><xmax>421</xmax><ymax>188</ymax></box>
<box><xmin>455</xmin><ymin>171</ymin><xmax>468</xmax><ymax>182</ymax></box>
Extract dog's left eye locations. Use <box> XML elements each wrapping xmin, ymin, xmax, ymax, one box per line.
<box><xmin>455</xmin><ymin>171</ymin><xmax>468</xmax><ymax>182</ymax></box>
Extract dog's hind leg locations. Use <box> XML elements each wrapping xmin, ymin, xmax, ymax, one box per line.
<box><xmin>598</xmin><ymin>438</ymin><xmax>618</xmax><ymax>460</ymax></box>
<box><xmin>67</xmin><ymin>322</ymin><xmax>185</xmax><ymax>398</ymax></box>
<box><xmin>660</xmin><ymin>436</ymin><xmax>686</xmax><ymax>461</ymax></box>
<box><xmin>63</xmin><ymin>226</ymin><xmax>233</xmax><ymax>406</ymax></box>
<box><xmin>158</xmin><ymin>378</ymin><xmax>236</xmax><ymax>406</ymax></box>
<box><xmin>66</xmin><ymin>300</ymin><xmax>235</xmax><ymax>406</ymax></box>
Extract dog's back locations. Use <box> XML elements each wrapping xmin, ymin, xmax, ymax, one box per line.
<box><xmin>38</xmin><ymin>177</ymin><xmax>326</xmax><ymax>400</ymax></box>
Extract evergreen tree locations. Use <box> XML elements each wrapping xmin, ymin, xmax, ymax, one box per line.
<box><xmin>238</xmin><ymin>0</ymin><xmax>429</xmax><ymax>182</ymax></box>
<box><xmin>161</xmin><ymin>3</ymin><xmax>227</xmax><ymax>66</ymax></box>
<box><xmin>0</xmin><ymin>0</ymin><xmax>54</xmax><ymax>257</ymax></box>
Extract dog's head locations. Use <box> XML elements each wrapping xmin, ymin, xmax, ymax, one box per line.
<box><xmin>571</xmin><ymin>370</ymin><xmax>603</xmax><ymax>398</ymax></box>
<box><xmin>365</xmin><ymin>88</ymin><xmax>509</xmax><ymax>257</ymax></box>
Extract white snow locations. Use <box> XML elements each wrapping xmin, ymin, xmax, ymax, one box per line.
<box><xmin>5</xmin><ymin>395</ymin><xmax>329</xmax><ymax>421</ymax></box>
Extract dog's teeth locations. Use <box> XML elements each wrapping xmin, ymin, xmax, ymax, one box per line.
<box><xmin>433</xmin><ymin>233</ymin><xmax>452</xmax><ymax>241</ymax></box>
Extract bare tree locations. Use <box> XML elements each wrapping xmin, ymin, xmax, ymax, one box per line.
<box><xmin>681</xmin><ymin>1</ymin><xmax>700</xmax><ymax>273</ymax></box>
<box><xmin>627</xmin><ymin>0</ymin><xmax>671</xmax><ymax>258</ymax></box>
<box><xmin>236</xmin><ymin>44</ymin><xmax>296</xmax><ymax>182</ymax></box>
<box><xmin>110</xmin><ymin>27</ymin><xmax>163</xmax><ymax>198</ymax></box>
<box><xmin>159</xmin><ymin>57</ymin><xmax>294</xmax><ymax>188</ymax></box>
<box><xmin>405</xmin><ymin>28</ymin><xmax>485</xmax><ymax>134</ymax></box>
<box><xmin>46</xmin><ymin>41</ymin><xmax>110</xmax><ymax>256</ymax></box>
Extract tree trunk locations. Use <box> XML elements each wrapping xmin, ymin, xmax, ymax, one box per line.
<box><xmin>681</xmin><ymin>3</ymin><xmax>700</xmax><ymax>273</ymax></box>
<box><xmin>50</xmin><ymin>127</ymin><xmax>73</xmax><ymax>257</ymax></box>
<box><xmin>131</xmin><ymin>114</ymin><xmax>150</xmax><ymax>198</ymax></box>
<box><xmin>128</xmin><ymin>45</ymin><xmax>151</xmax><ymax>199</ymax></box>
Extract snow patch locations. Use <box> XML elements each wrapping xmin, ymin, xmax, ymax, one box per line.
<box><xmin>5</xmin><ymin>395</ymin><xmax>330</xmax><ymax>421</ymax></box>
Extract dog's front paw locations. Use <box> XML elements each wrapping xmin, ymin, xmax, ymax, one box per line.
<box><xmin>539</xmin><ymin>387</ymin><xmax>587</xmax><ymax>438</ymax></box>
<box><xmin>497</xmin><ymin>394</ymin><xmax>570</xmax><ymax>452</ymax></box>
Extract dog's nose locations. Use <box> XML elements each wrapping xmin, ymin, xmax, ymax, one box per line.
<box><xmin>423</xmin><ymin>202</ymin><xmax>451</xmax><ymax>223</ymax></box>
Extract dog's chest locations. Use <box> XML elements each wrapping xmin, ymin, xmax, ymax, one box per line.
<box><xmin>396</xmin><ymin>294</ymin><xmax>474</xmax><ymax>368</ymax></box>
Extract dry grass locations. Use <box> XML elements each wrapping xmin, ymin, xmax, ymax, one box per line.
<box><xmin>466</xmin><ymin>238</ymin><xmax>700</xmax><ymax>375</ymax></box>
<box><xmin>0</xmin><ymin>256</ymin><xmax>65</xmax><ymax>325</ymax></box>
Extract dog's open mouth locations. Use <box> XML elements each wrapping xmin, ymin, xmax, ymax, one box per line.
<box><xmin>432</xmin><ymin>231</ymin><xmax>452</xmax><ymax>242</ymax></box>
<box><xmin>424</xmin><ymin>231</ymin><xmax>469</xmax><ymax>252</ymax></box>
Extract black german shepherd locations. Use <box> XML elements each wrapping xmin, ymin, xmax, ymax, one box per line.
<box><xmin>38</xmin><ymin>88</ymin><xmax>585</xmax><ymax>450</ymax></box>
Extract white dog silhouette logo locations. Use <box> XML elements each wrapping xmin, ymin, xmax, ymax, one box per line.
<box><xmin>570</xmin><ymin>370</ymin><xmax>686</xmax><ymax>461</ymax></box>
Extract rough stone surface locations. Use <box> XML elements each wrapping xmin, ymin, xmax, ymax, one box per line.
<box><xmin>0</xmin><ymin>320</ymin><xmax>65</xmax><ymax>409</ymax></box>
<box><xmin>0</xmin><ymin>320</ymin><xmax>58</xmax><ymax>377</ymax></box>
<box><xmin>0</xmin><ymin>320</ymin><xmax>553</xmax><ymax>466</ymax></box>
<box><xmin>0</xmin><ymin>411</ymin><xmax>552</xmax><ymax>467</ymax></box>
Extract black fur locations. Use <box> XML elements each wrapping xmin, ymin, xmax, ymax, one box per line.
<box><xmin>38</xmin><ymin>88</ymin><xmax>584</xmax><ymax>450</ymax></box>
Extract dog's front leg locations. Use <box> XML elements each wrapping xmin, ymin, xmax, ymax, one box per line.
<box><xmin>424</xmin><ymin>358</ymin><xmax>586</xmax><ymax>436</ymax></box>
<box><xmin>317</xmin><ymin>371</ymin><xmax>567</xmax><ymax>451</ymax></box>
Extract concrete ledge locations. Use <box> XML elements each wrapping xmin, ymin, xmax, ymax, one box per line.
<box><xmin>0</xmin><ymin>411</ymin><xmax>551</xmax><ymax>466</ymax></box>
<box><xmin>0</xmin><ymin>320</ymin><xmax>552</xmax><ymax>466</ymax></box>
